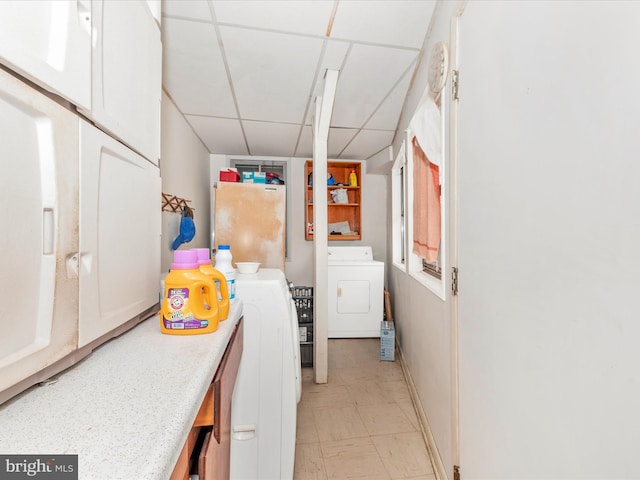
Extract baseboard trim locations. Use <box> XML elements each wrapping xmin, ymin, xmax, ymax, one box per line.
<box><xmin>396</xmin><ymin>342</ymin><xmax>448</xmax><ymax>480</ymax></box>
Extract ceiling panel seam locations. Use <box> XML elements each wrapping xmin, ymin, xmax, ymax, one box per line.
<box><xmin>294</xmin><ymin>38</ymin><xmax>330</xmax><ymax>158</ymax></box>
<box><xmin>208</xmin><ymin>1</ymin><xmax>251</xmax><ymax>155</ymax></box>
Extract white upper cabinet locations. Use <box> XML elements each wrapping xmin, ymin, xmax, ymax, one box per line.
<box><xmin>82</xmin><ymin>0</ymin><xmax>162</xmax><ymax>165</ymax></box>
<box><xmin>0</xmin><ymin>1</ymin><xmax>162</xmax><ymax>166</ymax></box>
<box><xmin>0</xmin><ymin>0</ymin><xmax>92</xmax><ymax>110</ymax></box>
<box><xmin>146</xmin><ymin>0</ymin><xmax>161</xmax><ymax>27</ymax></box>
<box><xmin>0</xmin><ymin>67</ymin><xmax>79</xmax><ymax>402</ymax></box>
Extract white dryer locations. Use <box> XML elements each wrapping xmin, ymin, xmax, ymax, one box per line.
<box><xmin>230</xmin><ymin>268</ymin><xmax>301</xmax><ymax>480</ymax></box>
<box><xmin>328</xmin><ymin>246</ymin><xmax>384</xmax><ymax>338</ymax></box>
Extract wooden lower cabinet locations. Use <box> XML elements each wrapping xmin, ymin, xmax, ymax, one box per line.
<box><xmin>170</xmin><ymin>318</ymin><xmax>243</xmax><ymax>480</ymax></box>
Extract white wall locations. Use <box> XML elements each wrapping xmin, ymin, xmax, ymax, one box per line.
<box><xmin>387</xmin><ymin>1</ymin><xmax>459</xmax><ymax>477</ymax></box>
<box><xmin>160</xmin><ymin>91</ymin><xmax>212</xmax><ymax>273</ymax></box>
<box><xmin>210</xmin><ymin>156</ymin><xmax>388</xmax><ymax>288</ymax></box>
<box><xmin>390</xmin><ymin>1</ymin><xmax>640</xmax><ymax>479</ymax></box>
<box><xmin>457</xmin><ymin>2</ymin><xmax>640</xmax><ymax>478</ymax></box>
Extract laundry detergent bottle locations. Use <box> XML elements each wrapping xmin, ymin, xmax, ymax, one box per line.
<box><xmin>160</xmin><ymin>250</ymin><xmax>219</xmax><ymax>335</ymax></box>
<box><xmin>193</xmin><ymin>248</ymin><xmax>230</xmax><ymax>321</ymax></box>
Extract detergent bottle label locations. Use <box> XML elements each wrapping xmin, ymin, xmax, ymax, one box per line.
<box><xmin>214</xmin><ymin>278</ymin><xmax>235</xmax><ymax>301</ymax></box>
<box><xmin>163</xmin><ymin>288</ymin><xmax>209</xmax><ymax>330</ymax></box>
<box><xmin>227</xmin><ymin>279</ymin><xmax>236</xmax><ymax>301</ymax></box>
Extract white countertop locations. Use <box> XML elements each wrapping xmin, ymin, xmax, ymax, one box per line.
<box><xmin>0</xmin><ymin>301</ymin><xmax>243</xmax><ymax>480</ymax></box>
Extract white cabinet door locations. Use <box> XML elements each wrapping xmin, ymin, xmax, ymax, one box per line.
<box><xmin>0</xmin><ymin>0</ymin><xmax>92</xmax><ymax>110</ymax></box>
<box><xmin>79</xmin><ymin>121</ymin><xmax>161</xmax><ymax>348</ymax></box>
<box><xmin>0</xmin><ymin>68</ymin><xmax>79</xmax><ymax>401</ymax></box>
<box><xmin>83</xmin><ymin>0</ymin><xmax>161</xmax><ymax>165</ymax></box>
<box><xmin>327</xmin><ymin>264</ymin><xmax>384</xmax><ymax>338</ymax></box>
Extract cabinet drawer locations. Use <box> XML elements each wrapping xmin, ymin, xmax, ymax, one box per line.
<box><xmin>192</xmin><ymin>318</ymin><xmax>243</xmax><ymax>429</ymax></box>
<box><xmin>170</xmin><ymin>318</ymin><xmax>243</xmax><ymax>480</ymax></box>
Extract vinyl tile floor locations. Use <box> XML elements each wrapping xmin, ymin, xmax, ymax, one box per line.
<box><xmin>293</xmin><ymin>339</ymin><xmax>436</xmax><ymax>480</ymax></box>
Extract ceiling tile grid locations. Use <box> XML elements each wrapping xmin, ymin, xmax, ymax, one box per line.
<box><xmin>185</xmin><ymin>115</ymin><xmax>248</xmax><ymax>155</ymax></box>
<box><xmin>219</xmin><ymin>26</ymin><xmax>325</xmax><ymax>124</ymax></box>
<box><xmin>162</xmin><ymin>18</ymin><xmax>236</xmax><ymax>117</ymax></box>
<box><xmin>212</xmin><ymin>0</ymin><xmax>335</xmax><ymax>36</ymax></box>
<box><xmin>330</xmin><ymin>43</ymin><xmax>419</xmax><ymax>128</ymax></box>
<box><xmin>161</xmin><ymin>0</ymin><xmax>434</xmax><ymax>160</ymax></box>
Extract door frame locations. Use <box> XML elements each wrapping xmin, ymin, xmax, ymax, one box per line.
<box><xmin>448</xmin><ymin>6</ymin><xmax>464</xmax><ymax>479</ymax></box>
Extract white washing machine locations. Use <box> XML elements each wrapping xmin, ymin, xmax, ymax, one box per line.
<box><xmin>230</xmin><ymin>268</ymin><xmax>301</xmax><ymax>480</ymax></box>
<box><xmin>328</xmin><ymin>246</ymin><xmax>384</xmax><ymax>338</ymax></box>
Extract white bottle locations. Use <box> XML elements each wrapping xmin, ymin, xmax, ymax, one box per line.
<box><xmin>215</xmin><ymin>244</ymin><xmax>236</xmax><ymax>302</ymax></box>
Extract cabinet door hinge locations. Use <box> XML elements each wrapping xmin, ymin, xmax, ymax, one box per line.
<box><xmin>452</xmin><ymin>69</ymin><xmax>459</xmax><ymax>100</ymax></box>
<box><xmin>451</xmin><ymin>267</ymin><xmax>459</xmax><ymax>296</ymax></box>
<box><xmin>454</xmin><ymin>465</ymin><xmax>461</xmax><ymax>480</ymax></box>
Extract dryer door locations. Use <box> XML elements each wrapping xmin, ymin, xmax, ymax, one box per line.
<box><xmin>337</xmin><ymin>280</ymin><xmax>371</xmax><ymax>313</ymax></box>
<box><xmin>328</xmin><ymin>264</ymin><xmax>384</xmax><ymax>338</ymax></box>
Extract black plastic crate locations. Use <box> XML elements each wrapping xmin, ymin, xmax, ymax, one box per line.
<box><xmin>292</xmin><ymin>286</ymin><xmax>313</xmax><ymax>298</ymax></box>
<box><xmin>300</xmin><ymin>343</ymin><xmax>313</xmax><ymax>367</ymax></box>
<box><xmin>298</xmin><ymin>323</ymin><xmax>314</xmax><ymax>343</ymax></box>
<box><xmin>296</xmin><ymin>308</ymin><xmax>313</xmax><ymax>324</ymax></box>
<box><xmin>293</xmin><ymin>287</ymin><xmax>313</xmax><ymax>322</ymax></box>
<box><xmin>293</xmin><ymin>285</ymin><xmax>314</xmax><ymax>367</ymax></box>
<box><xmin>294</xmin><ymin>296</ymin><xmax>313</xmax><ymax>310</ymax></box>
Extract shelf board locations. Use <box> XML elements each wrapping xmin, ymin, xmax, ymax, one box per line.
<box><xmin>306</xmin><ymin>203</ymin><xmax>359</xmax><ymax>207</ymax></box>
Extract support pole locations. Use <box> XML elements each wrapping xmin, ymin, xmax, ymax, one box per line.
<box><xmin>312</xmin><ymin>69</ymin><xmax>338</xmax><ymax>384</ymax></box>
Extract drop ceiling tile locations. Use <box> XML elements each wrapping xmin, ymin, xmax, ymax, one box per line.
<box><xmin>331</xmin><ymin>43</ymin><xmax>418</xmax><ymax>128</ymax></box>
<box><xmin>296</xmin><ymin>125</ymin><xmax>313</xmax><ymax>159</ymax></box>
<box><xmin>323</xmin><ymin>39</ymin><xmax>351</xmax><ymax>71</ymax></box>
<box><xmin>330</xmin><ymin>0</ymin><xmax>436</xmax><ymax>49</ymax></box>
<box><xmin>163</xmin><ymin>18</ymin><xmax>236</xmax><ymax>117</ymax></box>
<box><xmin>328</xmin><ymin>128</ymin><xmax>359</xmax><ymax>158</ymax></box>
<box><xmin>243</xmin><ymin>120</ymin><xmax>301</xmax><ymax>157</ymax></box>
<box><xmin>162</xmin><ymin>0</ymin><xmax>212</xmax><ymax>21</ymax></box>
<box><xmin>212</xmin><ymin>0</ymin><xmax>335</xmax><ymax>36</ymax></box>
<box><xmin>340</xmin><ymin>129</ymin><xmax>394</xmax><ymax>160</ymax></box>
<box><xmin>306</xmin><ymin>39</ymin><xmax>351</xmax><ymax>124</ymax></box>
<box><xmin>220</xmin><ymin>26</ymin><xmax>324</xmax><ymax>123</ymax></box>
<box><xmin>294</xmin><ymin>126</ymin><xmax>359</xmax><ymax>159</ymax></box>
<box><xmin>365</xmin><ymin>66</ymin><xmax>414</xmax><ymax>130</ymax></box>
<box><xmin>185</xmin><ymin>115</ymin><xmax>248</xmax><ymax>155</ymax></box>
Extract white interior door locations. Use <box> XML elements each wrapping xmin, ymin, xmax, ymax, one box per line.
<box><xmin>0</xmin><ymin>68</ymin><xmax>79</xmax><ymax>398</ymax></box>
<box><xmin>456</xmin><ymin>3</ymin><xmax>640</xmax><ymax>478</ymax></box>
<box><xmin>79</xmin><ymin>121</ymin><xmax>160</xmax><ymax>347</ymax></box>
<box><xmin>0</xmin><ymin>0</ymin><xmax>91</xmax><ymax>109</ymax></box>
<box><xmin>84</xmin><ymin>0</ymin><xmax>161</xmax><ymax>164</ymax></box>
<box><xmin>448</xmin><ymin>12</ymin><xmax>461</xmax><ymax>480</ymax></box>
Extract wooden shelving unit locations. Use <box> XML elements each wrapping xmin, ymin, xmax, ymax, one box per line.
<box><xmin>305</xmin><ymin>160</ymin><xmax>362</xmax><ymax>241</ymax></box>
